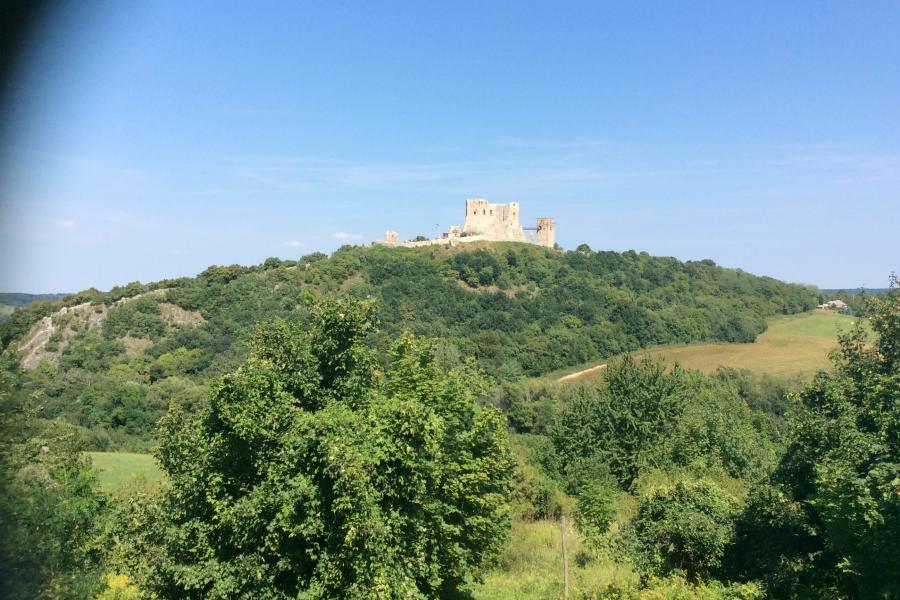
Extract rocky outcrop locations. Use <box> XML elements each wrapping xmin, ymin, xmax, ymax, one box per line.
<box><xmin>18</xmin><ymin>290</ymin><xmax>204</xmax><ymax>369</ymax></box>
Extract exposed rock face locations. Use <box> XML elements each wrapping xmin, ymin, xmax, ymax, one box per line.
<box><xmin>158</xmin><ymin>302</ymin><xmax>204</xmax><ymax>326</ymax></box>
<box><xmin>19</xmin><ymin>302</ymin><xmax>99</xmax><ymax>369</ymax></box>
<box><xmin>17</xmin><ymin>290</ymin><xmax>204</xmax><ymax>369</ymax></box>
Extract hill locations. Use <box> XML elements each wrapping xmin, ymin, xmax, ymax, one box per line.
<box><xmin>0</xmin><ymin>292</ymin><xmax>67</xmax><ymax>321</ymax></box>
<box><xmin>1</xmin><ymin>242</ymin><xmax>818</xmax><ymax>450</ymax></box>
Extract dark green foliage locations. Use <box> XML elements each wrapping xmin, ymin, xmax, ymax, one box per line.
<box><xmin>729</xmin><ymin>484</ymin><xmax>826</xmax><ymax>598</ymax></box>
<box><xmin>670</xmin><ymin>373</ymin><xmax>778</xmax><ymax>480</ymax></box>
<box><xmin>4</xmin><ymin>244</ymin><xmax>816</xmax><ymax>450</ymax></box>
<box><xmin>552</xmin><ymin>356</ymin><xmax>778</xmax><ymax>491</ymax></box>
<box><xmin>553</xmin><ymin>356</ymin><xmax>687</xmax><ymax>487</ymax></box>
<box><xmin>121</xmin><ymin>297</ymin><xmax>515</xmax><ymax>599</ymax></box>
<box><xmin>632</xmin><ymin>480</ymin><xmax>740</xmax><ymax>581</ymax></box>
<box><xmin>0</xmin><ymin>347</ymin><xmax>109</xmax><ymax>600</ymax></box>
<box><xmin>103</xmin><ymin>295</ymin><xmax>166</xmax><ymax>339</ymax></box>
<box><xmin>712</xmin><ymin>367</ymin><xmax>798</xmax><ymax>423</ymax></box>
<box><xmin>0</xmin><ymin>299</ymin><xmax>61</xmax><ymax>346</ymax></box>
<box><xmin>732</xmin><ymin>284</ymin><xmax>900</xmax><ymax>598</ymax></box>
<box><xmin>452</xmin><ymin>249</ymin><xmax>502</xmax><ymax>287</ymax></box>
<box><xmin>58</xmin><ymin>330</ymin><xmax>125</xmax><ymax>372</ymax></box>
<box><xmin>494</xmin><ymin>380</ymin><xmax>557</xmax><ymax>434</ymax></box>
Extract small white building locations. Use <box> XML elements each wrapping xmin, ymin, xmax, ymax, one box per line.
<box><xmin>818</xmin><ymin>299</ymin><xmax>848</xmax><ymax>310</ymax></box>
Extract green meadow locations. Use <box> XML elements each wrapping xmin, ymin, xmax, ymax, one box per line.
<box><xmin>87</xmin><ymin>451</ymin><xmax>164</xmax><ymax>492</ymax></box>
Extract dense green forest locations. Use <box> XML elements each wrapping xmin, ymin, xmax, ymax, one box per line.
<box><xmin>5</xmin><ymin>245</ymin><xmax>896</xmax><ymax>599</ymax></box>
<box><xmin>0</xmin><ymin>243</ymin><xmax>816</xmax><ymax>450</ymax></box>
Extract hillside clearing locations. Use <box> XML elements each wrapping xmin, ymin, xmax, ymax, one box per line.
<box><xmin>87</xmin><ymin>451</ymin><xmax>164</xmax><ymax>492</ymax></box>
<box><xmin>475</xmin><ymin>518</ymin><xmax>635</xmax><ymax>599</ymax></box>
<box><xmin>559</xmin><ymin>310</ymin><xmax>863</xmax><ymax>383</ymax></box>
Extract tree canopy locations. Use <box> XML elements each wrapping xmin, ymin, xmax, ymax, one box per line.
<box><xmin>119</xmin><ymin>297</ymin><xmax>515</xmax><ymax>599</ymax></box>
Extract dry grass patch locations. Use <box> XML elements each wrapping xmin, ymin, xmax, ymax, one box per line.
<box><xmin>557</xmin><ymin>311</ymin><xmax>865</xmax><ymax>384</ymax></box>
<box><xmin>158</xmin><ymin>302</ymin><xmax>204</xmax><ymax>326</ymax></box>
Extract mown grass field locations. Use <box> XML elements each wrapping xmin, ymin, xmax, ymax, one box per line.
<box><xmin>558</xmin><ymin>310</ymin><xmax>863</xmax><ymax>384</ymax></box>
<box><xmin>87</xmin><ymin>451</ymin><xmax>164</xmax><ymax>492</ymax></box>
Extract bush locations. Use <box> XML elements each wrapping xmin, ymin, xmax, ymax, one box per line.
<box><xmin>573</xmin><ymin>482</ymin><xmax>618</xmax><ymax>547</ymax></box>
<box><xmin>593</xmin><ymin>574</ymin><xmax>763</xmax><ymax>600</ymax></box>
<box><xmin>631</xmin><ymin>480</ymin><xmax>739</xmax><ymax>581</ymax></box>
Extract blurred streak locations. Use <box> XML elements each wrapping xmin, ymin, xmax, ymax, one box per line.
<box><xmin>0</xmin><ymin>1</ymin><xmax>54</xmax><ymax>138</ymax></box>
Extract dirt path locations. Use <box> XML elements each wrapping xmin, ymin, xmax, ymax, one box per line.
<box><xmin>556</xmin><ymin>363</ymin><xmax>607</xmax><ymax>383</ymax></box>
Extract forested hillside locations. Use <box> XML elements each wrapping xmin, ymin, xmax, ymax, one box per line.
<box><xmin>0</xmin><ymin>243</ymin><xmax>816</xmax><ymax>450</ymax></box>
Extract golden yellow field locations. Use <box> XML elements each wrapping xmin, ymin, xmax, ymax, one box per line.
<box><xmin>560</xmin><ymin>310</ymin><xmax>863</xmax><ymax>384</ymax></box>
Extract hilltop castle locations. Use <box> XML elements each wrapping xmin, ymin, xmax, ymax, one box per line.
<box><xmin>376</xmin><ymin>199</ymin><xmax>555</xmax><ymax>248</ymax></box>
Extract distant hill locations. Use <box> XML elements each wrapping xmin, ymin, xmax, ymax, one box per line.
<box><xmin>821</xmin><ymin>287</ymin><xmax>890</xmax><ymax>295</ymax></box>
<box><xmin>0</xmin><ymin>242</ymin><xmax>819</xmax><ymax>450</ymax></box>
<box><xmin>0</xmin><ymin>292</ymin><xmax>67</xmax><ymax>321</ymax></box>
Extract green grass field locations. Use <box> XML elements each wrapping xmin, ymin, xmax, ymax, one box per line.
<box><xmin>475</xmin><ymin>518</ymin><xmax>635</xmax><ymax>599</ymax></box>
<box><xmin>558</xmin><ymin>310</ymin><xmax>864</xmax><ymax>384</ymax></box>
<box><xmin>87</xmin><ymin>451</ymin><xmax>164</xmax><ymax>492</ymax></box>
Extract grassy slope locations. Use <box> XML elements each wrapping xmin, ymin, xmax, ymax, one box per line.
<box><xmin>87</xmin><ymin>451</ymin><xmax>164</xmax><ymax>491</ymax></box>
<box><xmin>475</xmin><ymin>519</ymin><xmax>635</xmax><ymax>599</ymax></box>
<box><xmin>558</xmin><ymin>310</ymin><xmax>862</xmax><ymax>383</ymax></box>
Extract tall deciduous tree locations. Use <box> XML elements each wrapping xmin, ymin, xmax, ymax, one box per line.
<box><xmin>125</xmin><ymin>297</ymin><xmax>514</xmax><ymax>599</ymax></box>
<box><xmin>733</xmin><ymin>280</ymin><xmax>900</xmax><ymax>598</ymax></box>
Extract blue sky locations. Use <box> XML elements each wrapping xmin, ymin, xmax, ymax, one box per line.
<box><xmin>1</xmin><ymin>1</ymin><xmax>898</xmax><ymax>293</ymax></box>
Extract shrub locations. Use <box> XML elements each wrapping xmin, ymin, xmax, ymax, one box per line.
<box><xmin>631</xmin><ymin>480</ymin><xmax>739</xmax><ymax>581</ymax></box>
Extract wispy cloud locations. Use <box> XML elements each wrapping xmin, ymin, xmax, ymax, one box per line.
<box><xmin>332</xmin><ymin>231</ymin><xmax>362</xmax><ymax>241</ymax></box>
<box><xmin>280</xmin><ymin>239</ymin><xmax>306</xmax><ymax>248</ymax></box>
<box><xmin>53</xmin><ymin>219</ymin><xmax>77</xmax><ymax>229</ymax></box>
<box><xmin>492</xmin><ymin>137</ymin><xmax>617</xmax><ymax>151</ymax></box>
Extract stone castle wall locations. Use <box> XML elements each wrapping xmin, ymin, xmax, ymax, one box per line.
<box><xmin>462</xmin><ymin>199</ymin><xmax>526</xmax><ymax>242</ymax></box>
<box><xmin>376</xmin><ymin>199</ymin><xmax>555</xmax><ymax>249</ymax></box>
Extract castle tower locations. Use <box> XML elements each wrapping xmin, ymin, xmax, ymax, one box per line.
<box><xmin>535</xmin><ymin>218</ymin><xmax>555</xmax><ymax>248</ymax></box>
<box><xmin>462</xmin><ymin>198</ymin><xmax>525</xmax><ymax>241</ymax></box>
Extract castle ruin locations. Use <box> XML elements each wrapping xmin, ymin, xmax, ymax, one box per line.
<box><xmin>376</xmin><ymin>199</ymin><xmax>555</xmax><ymax>249</ymax></box>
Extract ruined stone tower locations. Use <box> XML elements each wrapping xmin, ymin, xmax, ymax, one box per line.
<box><xmin>535</xmin><ymin>217</ymin><xmax>555</xmax><ymax>248</ymax></box>
<box><xmin>376</xmin><ymin>198</ymin><xmax>556</xmax><ymax>248</ymax></box>
<box><xmin>462</xmin><ymin>199</ymin><xmax>526</xmax><ymax>242</ymax></box>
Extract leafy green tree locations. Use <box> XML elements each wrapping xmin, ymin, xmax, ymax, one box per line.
<box><xmin>632</xmin><ymin>480</ymin><xmax>739</xmax><ymax>581</ymax></box>
<box><xmin>0</xmin><ymin>346</ymin><xmax>109</xmax><ymax>600</ymax></box>
<box><xmin>124</xmin><ymin>297</ymin><xmax>514</xmax><ymax>599</ymax></box>
<box><xmin>733</xmin><ymin>283</ymin><xmax>900</xmax><ymax>598</ymax></box>
<box><xmin>554</xmin><ymin>356</ymin><xmax>687</xmax><ymax>487</ymax></box>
